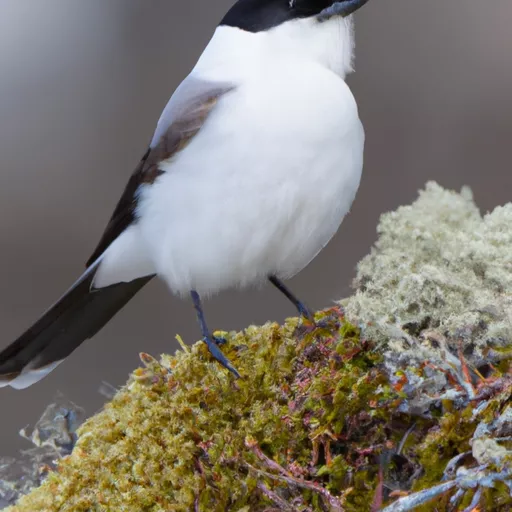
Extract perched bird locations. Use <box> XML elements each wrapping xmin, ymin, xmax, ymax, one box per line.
<box><xmin>0</xmin><ymin>0</ymin><xmax>368</xmax><ymax>388</ymax></box>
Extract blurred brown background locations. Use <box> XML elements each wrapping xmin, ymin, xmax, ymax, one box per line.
<box><xmin>0</xmin><ymin>0</ymin><xmax>511</xmax><ymax>457</ymax></box>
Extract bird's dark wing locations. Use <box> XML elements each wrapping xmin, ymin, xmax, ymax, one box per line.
<box><xmin>86</xmin><ymin>79</ymin><xmax>234</xmax><ymax>267</ymax></box>
<box><xmin>0</xmin><ymin>80</ymin><xmax>235</xmax><ymax>389</ymax></box>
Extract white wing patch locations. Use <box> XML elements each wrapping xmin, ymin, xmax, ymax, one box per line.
<box><xmin>5</xmin><ymin>360</ymin><xmax>64</xmax><ymax>389</ymax></box>
<box><xmin>92</xmin><ymin>225</ymin><xmax>154</xmax><ymax>288</ymax></box>
<box><xmin>93</xmin><ymin>78</ymin><xmax>235</xmax><ymax>290</ymax></box>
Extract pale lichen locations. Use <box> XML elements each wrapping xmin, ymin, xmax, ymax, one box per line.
<box><xmin>345</xmin><ymin>181</ymin><xmax>512</xmax><ymax>383</ymax></box>
<box><xmin>0</xmin><ymin>395</ymin><xmax>84</xmax><ymax>508</ymax></box>
<box><xmin>3</xmin><ymin>183</ymin><xmax>512</xmax><ymax>511</ymax></box>
<box><xmin>347</xmin><ymin>181</ymin><xmax>512</xmax><ymax>342</ymax></box>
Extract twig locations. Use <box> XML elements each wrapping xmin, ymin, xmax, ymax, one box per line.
<box><xmin>462</xmin><ymin>488</ymin><xmax>482</xmax><ymax>512</ymax></box>
<box><xmin>246</xmin><ymin>462</ymin><xmax>345</xmax><ymax>512</ymax></box>
<box><xmin>245</xmin><ymin>438</ymin><xmax>288</xmax><ymax>475</ymax></box>
<box><xmin>380</xmin><ymin>480</ymin><xmax>456</xmax><ymax>511</ymax></box>
<box><xmin>371</xmin><ymin>464</ymin><xmax>384</xmax><ymax>512</ymax></box>
<box><xmin>443</xmin><ymin>451</ymin><xmax>471</xmax><ymax>480</ymax></box>
<box><xmin>257</xmin><ymin>481</ymin><xmax>296</xmax><ymax>512</ymax></box>
<box><xmin>397</xmin><ymin>423</ymin><xmax>416</xmax><ymax>455</ymax></box>
<box><xmin>449</xmin><ymin>488</ymin><xmax>465</xmax><ymax>508</ymax></box>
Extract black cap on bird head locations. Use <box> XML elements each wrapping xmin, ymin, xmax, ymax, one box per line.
<box><xmin>221</xmin><ymin>0</ymin><xmax>370</xmax><ymax>33</ymax></box>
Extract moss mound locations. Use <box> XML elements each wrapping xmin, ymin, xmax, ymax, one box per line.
<box><xmin>5</xmin><ymin>183</ymin><xmax>512</xmax><ymax>511</ymax></box>
<box><xmin>6</xmin><ymin>311</ymin><xmax>393</xmax><ymax>511</ymax></box>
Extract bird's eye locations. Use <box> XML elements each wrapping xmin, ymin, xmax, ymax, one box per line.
<box><xmin>290</xmin><ymin>0</ymin><xmax>334</xmax><ymax>13</ymax></box>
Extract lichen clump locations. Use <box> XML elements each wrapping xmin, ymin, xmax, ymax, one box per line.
<box><xmin>346</xmin><ymin>181</ymin><xmax>512</xmax><ymax>359</ymax></box>
<box><xmin>5</xmin><ymin>183</ymin><xmax>512</xmax><ymax>511</ymax></box>
<box><xmin>0</xmin><ymin>396</ymin><xmax>85</xmax><ymax>507</ymax></box>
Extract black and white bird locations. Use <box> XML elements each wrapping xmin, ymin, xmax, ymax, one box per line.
<box><xmin>0</xmin><ymin>0</ymin><xmax>368</xmax><ymax>388</ymax></box>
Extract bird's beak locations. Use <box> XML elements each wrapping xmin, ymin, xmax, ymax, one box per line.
<box><xmin>318</xmin><ymin>0</ymin><xmax>370</xmax><ymax>21</ymax></box>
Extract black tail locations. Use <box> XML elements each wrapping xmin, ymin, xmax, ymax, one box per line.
<box><xmin>0</xmin><ymin>262</ymin><xmax>153</xmax><ymax>389</ymax></box>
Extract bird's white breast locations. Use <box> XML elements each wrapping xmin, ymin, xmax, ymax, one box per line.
<box><xmin>136</xmin><ymin>54</ymin><xmax>364</xmax><ymax>296</ymax></box>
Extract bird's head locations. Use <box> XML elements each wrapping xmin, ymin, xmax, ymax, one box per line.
<box><xmin>219</xmin><ymin>0</ymin><xmax>370</xmax><ymax>78</ymax></box>
<box><xmin>221</xmin><ymin>0</ymin><xmax>369</xmax><ymax>33</ymax></box>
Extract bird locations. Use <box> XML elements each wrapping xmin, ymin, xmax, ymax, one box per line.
<box><xmin>0</xmin><ymin>0</ymin><xmax>368</xmax><ymax>389</ymax></box>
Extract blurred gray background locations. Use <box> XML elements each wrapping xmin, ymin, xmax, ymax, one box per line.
<box><xmin>0</xmin><ymin>0</ymin><xmax>511</xmax><ymax>456</ymax></box>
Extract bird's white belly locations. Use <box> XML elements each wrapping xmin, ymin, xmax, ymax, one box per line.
<box><xmin>137</xmin><ymin>64</ymin><xmax>364</xmax><ymax>296</ymax></box>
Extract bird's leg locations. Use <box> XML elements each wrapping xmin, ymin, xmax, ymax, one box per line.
<box><xmin>268</xmin><ymin>276</ymin><xmax>315</xmax><ymax>325</ymax></box>
<box><xmin>190</xmin><ymin>290</ymin><xmax>240</xmax><ymax>378</ymax></box>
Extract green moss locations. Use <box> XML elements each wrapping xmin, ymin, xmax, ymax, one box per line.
<box><xmin>5</xmin><ymin>183</ymin><xmax>512</xmax><ymax>511</ymax></box>
<box><xmin>8</xmin><ymin>313</ymin><xmax>508</xmax><ymax>511</ymax></box>
<box><xmin>5</xmin><ymin>309</ymin><xmax>396</xmax><ymax>511</ymax></box>
<box><xmin>416</xmin><ymin>408</ymin><xmax>475</xmax><ymax>486</ymax></box>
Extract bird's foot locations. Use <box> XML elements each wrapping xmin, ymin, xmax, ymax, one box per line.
<box><xmin>298</xmin><ymin>317</ymin><xmax>324</xmax><ymax>336</ymax></box>
<box><xmin>298</xmin><ymin>305</ymin><xmax>344</xmax><ymax>335</ymax></box>
<box><xmin>297</xmin><ymin>303</ymin><xmax>324</xmax><ymax>333</ymax></box>
<box><xmin>212</xmin><ymin>335</ymin><xmax>227</xmax><ymax>346</ymax></box>
<box><xmin>297</xmin><ymin>302</ymin><xmax>315</xmax><ymax>324</ymax></box>
<box><xmin>202</xmin><ymin>336</ymin><xmax>240</xmax><ymax>379</ymax></box>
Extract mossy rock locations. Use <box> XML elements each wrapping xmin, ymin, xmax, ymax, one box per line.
<box><xmin>4</xmin><ymin>183</ymin><xmax>512</xmax><ymax>511</ymax></box>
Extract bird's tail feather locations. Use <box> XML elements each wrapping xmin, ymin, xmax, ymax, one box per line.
<box><xmin>0</xmin><ymin>261</ymin><xmax>154</xmax><ymax>389</ymax></box>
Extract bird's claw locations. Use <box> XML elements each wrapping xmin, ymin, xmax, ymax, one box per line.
<box><xmin>202</xmin><ymin>336</ymin><xmax>240</xmax><ymax>379</ymax></box>
<box><xmin>298</xmin><ymin>307</ymin><xmax>341</xmax><ymax>334</ymax></box>
<box><xmin>297</xmin><ymin>303</ymin><xmax>315</xmax><ymax>324</ymax></box>
<box><xmin>212</xmin><ymin>335</ymin><xmax>227</xmax><ymax>346</ymax></box>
